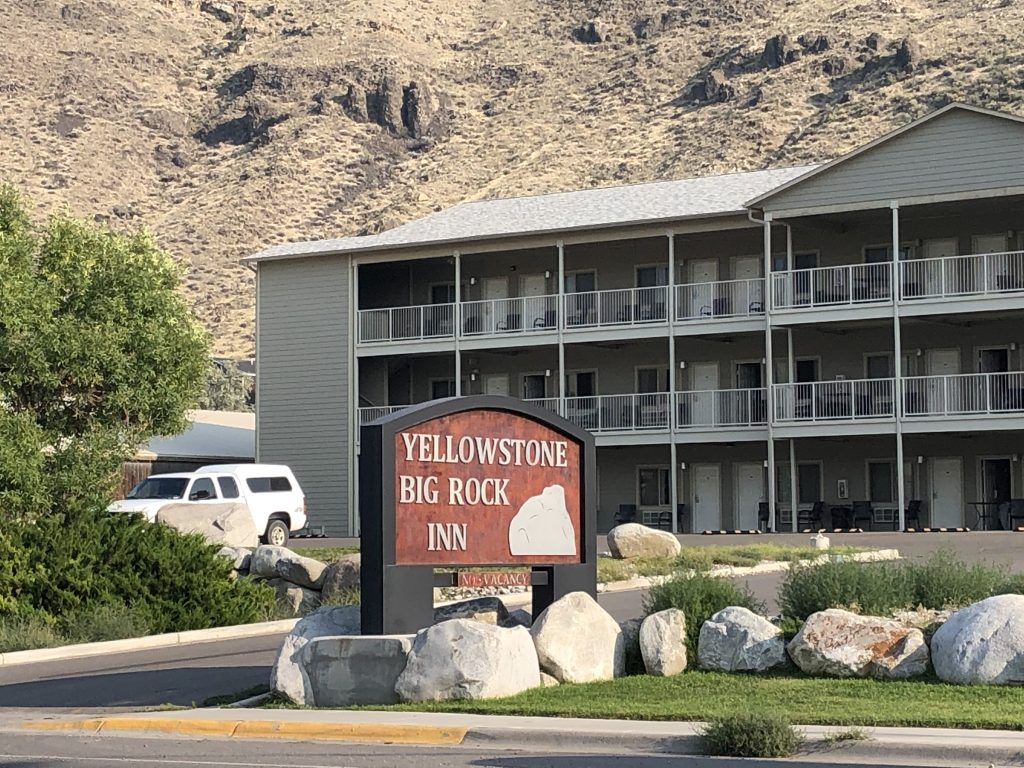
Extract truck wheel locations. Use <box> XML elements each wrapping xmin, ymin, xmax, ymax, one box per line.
<box><xmin>264</xmin><ymin>519</ymin><xmax>290</xmax><ymax>547</ymax></box>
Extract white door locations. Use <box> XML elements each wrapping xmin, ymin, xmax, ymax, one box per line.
<box><xmin>917</xmin><ymin>238</ymin><xmax>958</xmax><ymax>297</ymax></box>
<box><xmin>925</xmin><ymin>348</ymin><xmax>961</xmax><ymax>415</ymax></box>
<box><xmin>483</xmin><ymin>374</ymin><xmax>509</xmax><ymax>397</ymax></box>
<box><xmin>734</xmin><ymin>462</ymin><xmax>764</xmax><ymax>530</ymax></box>
<box><xmin>687</xmin><ymin>362</ymin><xmax>719</xmax><ymax>426</ymax></box>
<box><xmin>973</xmin><ymin>234</ymin><xmax>1007</xmax><ymax>254</ymax></box>
<box><xmin>930</xmin><ymin>458</ymin><xmax>963</xmax><ymax>527</ymax></box>
<box><xmin>733</xmin><ymin>256</ymin><xmax>763</xmax><ymax>314</ymax></box>
<box><xmin>692</xmin><ymin>463</ymin><xmax>722</xmax><ymax>532</ymax></box>
<box><xmin>481</xmin><ymin>278</ymin><xmax>508</xmax><ymax>333</ymax></box>
<box><xmin>681</xmin><ymin>259</ymin><xmax>720</xmax><ymax>318</ymax></box>
<box><xmin>519</xmin><ymin>274</ymin><xmax>548</xmax><ymax>329</ymax></box>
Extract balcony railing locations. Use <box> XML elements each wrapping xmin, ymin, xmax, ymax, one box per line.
<box><xmin>903</xmin><ymin>371</ymin><xmax>1024</xmax><ymax>417</ymax></box>
<box><xmin>461</xmin><ymin>295</ymin><xmax>558</xmax><ymax>336</ymax></box>
<box><xmin>676</xmin><ymin>278</ymin><xmax>765</xmax><ymax>321</ymax></box>
<box><xmin>771</xmin><ymin>263</ymin><xmax>892</xmax><ymax>310</ymax></box>
<box><xmin>773</xmin><ymin>378</ymin><xmax>896</xmax><ymax>423</ymax></box>
<box><xmin>559</xmin><ymin>393</ymin><xmax>671</xmax><ymax>432</ymax></box>
<box><xmin>358</xmin><ymin>303</ymin><xmax>455</xmax><ymax>343</ymax></box>
<box><xmin>900</xmin><ymin>251</ymin><xmax>1024</xmax><ymax>300</ymax></box>
<box><xmin>358</xmin><ymin>405</ymin><xmax>407</xmax><ymax>424</ymax></box>
<box><xmin>525</xmin><ymin>397</ymin><xmax>561</xmax><ymax>414</ymax></box>
<box><xmin>676</xmin><ymin>387</ymin><xmax>767</xmax><ymax>428</ymax></box>
<box><xmin>563</xmin><ymin>286</ymin><xmax>669</xmax><ymax>329</ymax></box>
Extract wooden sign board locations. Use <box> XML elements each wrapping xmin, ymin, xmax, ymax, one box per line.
<box><xmin>360</xmin><ymin>396</ymin><xmax>596</xmax><ymax>634</ymax></box>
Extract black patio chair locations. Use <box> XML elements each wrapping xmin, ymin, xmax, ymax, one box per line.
<box><xmin>757</xmin><ymin>501</ymin><xmax>771</xmax><ymax>532</ymax></box>
<box><xmin>614</xmin><ymin>503</ymin><xmax>637</xmax><ymax>526</ymax></box>
<box><xmin>1009</xmin><ymin>499</ymin><xmax>1024</xmax><ymax>530</ymax></box>
<box><xmin>657</xmin><ymin>510</ymin><xmax>673</xmax><ymax>530</ymax></box>
<box><xmin>851</xmin><ymin>500</ymin><xmax>873</xmax><ymax>531</ymax></box>
<box><xmin>799</xmin><ymin>501</ymin><xmax>825</xmax><ymax>530</ymax></box>
<box><xmin>676</xmin><ymin>503</ymin><xmax>687</xmax><ymax>532</ymax></box>
<box><xmin>905</xmin><ymin>499</ymin><xmax>922</xmax><ymax>530</ymax></box>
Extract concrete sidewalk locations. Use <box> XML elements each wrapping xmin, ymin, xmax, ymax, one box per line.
<box><xmin>17</xmin><ymin>707</ymin><xmax>1024</xmax><ymax>764</ymax></box>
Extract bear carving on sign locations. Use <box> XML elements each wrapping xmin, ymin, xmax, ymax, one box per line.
<box><xmin>508</xmin><ymin>484</ymin><xmax>577</xmax><ymax>556</ymax></box>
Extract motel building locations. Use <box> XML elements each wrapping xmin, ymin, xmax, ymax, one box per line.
<box><xmin>246</xmin><ymin>103</ymin><xmax>1024</xmax><ymax>537</ymax></box>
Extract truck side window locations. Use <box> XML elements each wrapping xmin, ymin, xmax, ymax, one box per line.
<box><xmin>247</xmin><ymin>477</ymin><xmax>293</xmax><ymax>493</ymax></box>
<box><xmin>189</xmin><ymin>477</ymin><xmax>217</xmax><ymax>501</ymax></box>
<box><xmin>218</xmin><ymin>476</ymin><xmax>240</xmax><ymax>499</ymax></box>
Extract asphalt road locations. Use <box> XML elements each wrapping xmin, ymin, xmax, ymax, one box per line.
<box><xmin>0</xmin><ymin>732</ymin><xmax>935</xmax><ymax>768</ymax></box>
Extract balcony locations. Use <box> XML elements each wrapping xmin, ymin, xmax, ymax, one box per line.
<box><xmin>773</xmin><ymin>378</ymin><xmax>896</xmax><ymax>426</ymax></box>
<box><xmin>903</xmin><ymin>371</ymin><xmax>1024</xmax><ymax>423</ymax></box>
<box><xmin>676</xmin><ymin>388</ymin><xmax>767</xmax><ymax>429</ymax></box>
<box><xmin>358</xmin><ymin>303</ymin><xmax>455</xmax><ymax>344</ymax></box>
<box><xmin>461</xmin><ymin>295</ymin><xmax>558</xmax><ymax>336</ymax></box>
<box><xmin>675</xmin><ymin>278</ymin><xmax>765</xmax><ymax>323</ymax></box>
<box><xmin>563</xmin><ymin>286</ymin><xmax>669</xmax><ymax>330</ymax></box>
<box><xmin>900</xmin><ymin>251</ymin><xmax>1024</xmax><ymax>301</ymax></box>
<box><xmin>559</xmin><ymin>393</ymin><xmax>671</xmax><ymax>432</ymax></box>
<box><xmin>771</xmin><ymin>263</ymin><xmax>892</xmax><ymax>311</ymax></box>
<box><xmin>358</xmin><ymin>405</ymin><xmax>408</xmax><ymax>425</ymax></box>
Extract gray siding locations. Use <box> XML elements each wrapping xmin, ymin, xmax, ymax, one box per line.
<box><xmin>258</xmin><ymin>256</ymin><xmax>351</xmax><ymax>535</ymax></box>
<box><xmin>763</xmin><ymin>109</ymin><xmax>1024</xmax><ymax>213</ymax></box>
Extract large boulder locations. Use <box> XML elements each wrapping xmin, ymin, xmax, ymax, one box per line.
<box><xmin>270</xmin><ymin>605</ymin><xmax>360</xmax><ymax>705</ymax></box>
<box><xmin>639</xmin><ymin>609</ymin><xmax>687</xmax><ymax>676</ymax></box>
<box><xmin>787</xmin><ymin>609</ymin><xmax>929</xmax><ymax>679</ymax></box>
<box><xmin>274</xmin><ymin>552</ymin><xmax>328</xmax><ymax>590</ymax></box>
<box><xmin>931</xmin><ymin>594</ymin><xmax>1024</xmax><ymax>685</ymax></box>
<box><xmin>531</xmin><ymin>591</ymin><xmax>624</xmax><ymax>682</ymax></box>
<box><xmin>698</xmin><ymin>607</ymin><xmax>787</xmax><ymax>672</ymax></box>
<box><xmin>217</xmin><ymin>546</ymin><xmax>252</xmax><ymax>571</ymax></box>
<box><xmin>434</xmin><ymin>597</ymin><xmax>509</xmax><ymax>626</ymax></box>
<box><xmin>395</xmin><ymin>619</ymin><xmax>540</xmax><ymax>702</ymax></box>
<box><xmin>250</xmin><ymin>545</ymin><xmax>291</xmax><ymax>579</ymax></box>
<box><xmin>156</xmin><ymin>503</ymin><xmax>259</xmax><ymax>548</ymax></box>
<box><xmin>304</xmin><ymin>635</ymin><xmax>412</xmax><ymax>706</ymax></box>
<box><xmin>607</xmin><ymin>523</ymin><xmax>681</xmax><ymax>560</ymax></box>
<box><xmin>320</xmin><ymin>555</ymin><xmax>361</xmax><ymax>601</ymax></box>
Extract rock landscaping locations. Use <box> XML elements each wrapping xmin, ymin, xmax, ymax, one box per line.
<box><xmin>639</xmin><ymin>608</ymin><xmax>687</xmax><ymax>676</ymax></box>
<box><xmin>157</xmin><ymin>502</ymin><xmax>259</xmax><ymax>548</ymax></box>
<box><xmin>607</xmin><ymin>523</ymin><xmax>681</xmax><ymax>559</ymax></box>
<box><xmin>931</xmin><ymin>594</ymin><xmax>1024</xmax><ymax>685</ymax></box>
<box><xmin>698</xmin><ymin>606</ymin><xmax>787</xmax><ymax>673</ymax></box>
<box><xmin>531</xmin><ymin>591</ymin><xmax>624</xmax><ymax>683</ymax></box>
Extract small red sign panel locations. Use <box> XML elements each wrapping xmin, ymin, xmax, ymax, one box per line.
<box><xmin>393</xmin><ymin>409</ymin><xmax>582</xmax><ymax>566</ymax></box>
<box><xmin>456</xmin><ymin>571</ymin><xmax>531</xmax><ymax>588</ymax></box>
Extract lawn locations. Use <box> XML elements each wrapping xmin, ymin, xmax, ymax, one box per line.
<box><xmin>383</xmin><ymin>671</ymin><xmax>1024</xmax><ymax>730</ymax></box>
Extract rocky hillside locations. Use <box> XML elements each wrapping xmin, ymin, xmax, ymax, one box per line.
<box><xmin>3</xmin><ymin>0</ymin><xmax>1022</xmax><ymax>356</ymax></box>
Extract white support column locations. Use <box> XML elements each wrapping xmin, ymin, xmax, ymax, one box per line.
<box><xmin>454</xmin><ymin>251</ymin><xmax>462</xmax><ymax>396</ymax></box>
<box><xmin>667</xmin><ymin>231</ymin><xmax>679</xmax><ymax>533</ymax></box>
<box><xmin>786</xmin><ymin>326</ymin><xmax>796</xmax><ymax>532</ymax></box>
<box><xmin>892</xmin><ymin>202</ymin><xmax>906</xmax><ymax>531</ymax></box>
<box><xmin>786</xmin><ymin>224</ymin><xmax>794</xmax><ymax>270</ymax></box>
<box><xmin>763</xmin><ymin>216</ymin><xmax>777</xmax><ymax>532</ymax></box>
<box><xmin>557</xmin><ymin>241</ymin><xmax>566</xmax><ymax>417</ymax></box>
<box><xmin>789</xmin><ymin>439</ymin><xmax>798</xmax><ymax>532</ymax></box>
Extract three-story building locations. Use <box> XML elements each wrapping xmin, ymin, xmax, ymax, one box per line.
<box><xmin>246</xmin><ymin>103</ymin><xmax>1024</xmax><ymax>536</ymax></box>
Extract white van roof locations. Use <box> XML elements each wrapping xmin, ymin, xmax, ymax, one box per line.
<box><xmin>195</xmin><ymin>463</ymin><xmax>295</xmax><ymax>478</ymax></box>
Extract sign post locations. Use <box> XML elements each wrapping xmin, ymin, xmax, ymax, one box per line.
<box><xmin>359</xmin><ymin>396</ymin><xmax>597</xmax><ymax>635</ymax></box>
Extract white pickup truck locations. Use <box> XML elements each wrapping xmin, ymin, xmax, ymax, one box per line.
<box><xmin>108</xmin><ymin>463</ymin><xmax>307</xmax><ymax>546</ymax></box>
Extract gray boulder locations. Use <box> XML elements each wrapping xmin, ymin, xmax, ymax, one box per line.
<box><xmin>320</xmin><ymin>555</ymin><xmax>361</xmax><ymax>601</ymax></box>
<box><xmin>304</xmin><ymin>635</ymin><xmax>412</xmax><ymax>706</ymax></box>
<box><xmin>607</xmin><ymin>523</ymin><xmax>681</xmax><ymax>560</ymax></box>
<box><xmin>274</xmin><ymin>552</ymin><xmax>328</xmax><ymax>590</ymax></box>
<box><xmin>250</xmin><ymin>545</ymin><xmax>291</xmax><ymax>579</ymax></box>
<box><xmin>434</xmin><ymin>597</ymin><xmax>509</xmax><ymax>626</ymax></box>
<box><xmin>640</xmin><ymin>609</ymin><xmax>687</xmax><ymax>676</ymax></box>
<box><xmin>156</xmin><ymin>503</ymin><xmax>259</xmax><ymax>548</ymax></box>
<box><xmin>531</xmin><ymin>591</ymin><xmax>624</xmax><ymax>683</ymax></box>
<box><xmin>931</xmin><ymin>594</ymin><xmax>1024</xmax><ymax>684</ymax></box>
<box><xmin>502</xmin><ymin>608</ymin><xmax>533</xmax><ymax>629</ymax></box>
<box><xmin>788</xmin><ymin>609</ymin><xmax>929</xmax><ymax>679</ymax></box>
<box><xmin>395</xmin><ymin>619</ymin><xmax>540</xmax><ymax>702</ymax></box>
<box><xmin>698</xmin><ymin>607</ymin><xmax>787</xmax><ymax>672</ymax></box>
<box><xmin>217</xmin><ymin>546</ymin><xmax>252</xmax><ymax>571</ymax></box>
<box><xmin>270</xmin><ymin>605</ymin><xmax>360</xmax><ymax>705</ymax></box>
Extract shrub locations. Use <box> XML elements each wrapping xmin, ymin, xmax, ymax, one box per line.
<box><xmin>644</xmin><ymin>572</ymin><xmax>761</xmax><ymax>658</ymax></box>
<box><xmin>61</xmin><ymin>602</ymin><xmax>153</xmax><ymax>644</ymax></box>
<box><xmin>0</xmin><ymin>614</ymin><xmax>66</xmax><ymax>653</ymax></box>
<box><xmin>909</xmin><ymin>549</ymin><xmax>1006</xmax><ymax>608</ymax></box>
<box><xmin>701</xmin><ymin>713</ymin><xmax>804</xmax><ymax>758</ymax></box>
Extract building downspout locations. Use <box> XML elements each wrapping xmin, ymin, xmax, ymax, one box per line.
<box><xmin>750</xmin><ymin>209</ymin><xmax>776</xmax><ymax>532</ymax></box>
<box><xmin>557</xmin><ymin>241</ymin><xmax>566</xmax><ymax>417</ymax></box>
<box><xmin>454</xmin><ymin>251</ymin><xmax>462</xmax><ymax>396</ymax></box>
<box><xmin>667</xmin><ymin>231</ymin><xmax>679</xmax><ymax>533</ymax></box>
<box><xmin>892</xmin><ymin>202</ymin><xmax>907</xmax><ymax>532</ymax></box>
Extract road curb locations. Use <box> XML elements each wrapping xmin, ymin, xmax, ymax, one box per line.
<box><xmin>0</xmin><ymin>618</ymin><xmax>300</xmax><ymax>668</ymax></box>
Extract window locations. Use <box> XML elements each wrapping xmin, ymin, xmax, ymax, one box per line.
<box><xmin>247</xmin><ymin>476</ymin><xmax>293</xmax><ymax>493</ymax></box>
<box><xmin>636</xmin><ymin>367</ymin><xmax>669</xmax><ymax>393</ymax></box>
<box><xmin>796</xmin><ymin>359</ymin><xmax>818</xmax><ymax>383</ymax></box>
<box><xmin>865</xmin><ymin>354</ymin><xmax>893</xmax><ymax>379</ymax></box>
<box><xmin>776</xmin><ymin>463</ymin><xmax>822</xmax><ymax>504</ymax></box>
<box><xmin>868</xmin><ymin>461</ymin><xmax>895</xmax><ymax>503</ymax></box>
<box><xmin>522</xmin><ymin>374</ymin><xmax>547</xmax><ymax>400</ymax></box>
<box><xmin>431</xmin><ymin>379</ymin><xmax>456</xmax><ymax>399</ymax></box>
<box><xmin>565</xmin><ymin>271</ymin><xmax>596</xmax><ymax>293</ymax></box>
<box><xmin>636</xmin><ymin>265</ymin><xmax>669</xmax><ymax>287</ymax></box>
<box><xmin>735</xmin><ymin>362</ymin><xmax>762</xmax><ymax>389</ymax></box>
<box><xmin>128</xmin><ymin>477</ymin><xmax>188</xmax><ymax>500</ymax></box>
<box><xmin>771</xmin><ymin>253</ymin><xmax>818</xmax><ymax>272</ymax></box>
<box><xmin>189</xmin><ymin>477</ymin><xmax>217</xmax><ymax>500</ymax></box>
<box><xmin>218</xmin><ymin>476</ymin><xmax>240</xmax><ymax>499</ymax></box>
<box><xmin>638</xmin><ymin>467</ymin><xmax>671</xmax><ymax>507</ymax></box>
<box><xmin>430</xmin><ymin>284</ymin><xmax>456</xmax><ymax>304</ymax></box>
<box><xmin>864</xmin><ymin>245</ymin><xmax>913</xmax><ymax>263</ymax></box>
<box><xmin>565</xmin><ymin>371</ymin><xmax>596</xmax><ymax>397</ymax></box>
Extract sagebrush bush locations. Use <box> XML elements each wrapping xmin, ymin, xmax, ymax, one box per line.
<box><xmin>780</xmin><ymin>549</ymin><xmax>1024</xmax><ymax>620</ymax></box>
<box><xmin>61</xmin><ymin>602</ymin><xmax>152</xmax><ymax>644</ymax></box>
<box><xmin>701</xmin><ymin>713</ymin><xmax>803</xmax><ymax>758</ymax></box>
<box><xmin>644</xmin><ymin>573</ymin><xmax>761</xmax><ymax>658</ymax></box>
<box><xmin>0</xmin><ymin>613</ymin><xmax>65</xmax><ymax>653</ymax></box>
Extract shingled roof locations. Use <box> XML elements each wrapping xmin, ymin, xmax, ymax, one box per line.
<box><xmin>245</xmin><ymin>164</ymin><xmax>817</xmax><ymax>263</ymax></box>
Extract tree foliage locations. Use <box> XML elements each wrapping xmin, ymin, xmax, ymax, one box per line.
<box><xmin>198</xmin><ymin>360</ymin><xmax>254</xmax><ymax>412</ymax></box>
<box><xmin>0</xmin><ymin>183</ymin><xmax>209</xmax><ymax>518</ymax></box>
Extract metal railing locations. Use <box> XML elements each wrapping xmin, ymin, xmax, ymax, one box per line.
<box><xmin>563</xmin><ymin>286</ymin><xmax>669</xmax><ymax>329</ymax></box>
<box><xmin>460</xmin><ymin>295</ymin><xmax>558</xmax><ymax>336</ymax></box>
<box><xmin>902</xmin><ymin>371</ymin><xmax>1024</xmax><ymax>417</ymax></box>
<box><xmin>358</xmin><ymin>405</ymin><xmax>407</xmax><ymax>424</ymax></box>
<box><xmin>771</xmin><ymin>263</ymin><xmax>892</xmax><ymax>309</ymax></box>
<box><xmin>773</xmin><ymin>378</ymin><xmax>896</xmax><ymax>423</ymax></box>
<box><xmin>558</xmin><ymin>393</ymin><xmax>671</xmax><ymax>432</ymax></box>
<box><xmin>675</xmin><ymin>278</ymin><xmax>765</xmax><ymax>321</ymax></box>
<box><xmin>358</xmin><ymin>303</ymin><xmax>455</xmax><ymax>343</ymax></box>
<box><xmin>524</xmin><ymin>397</ymin><xmax>561</xmax><ymax>414</ymax></box>
<box><xmin>900</xmin><ymin>251</ymin><xmax>1024</xmax><ymax>300</ymax></box>
<box><xmin>676</xmin><ymin>388</ymin><xmax>767</xmax><ymax>428</ymax></box>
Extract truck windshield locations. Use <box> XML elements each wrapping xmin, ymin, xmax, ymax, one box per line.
<box><xmin>127</xmin><ymin>478</ymin><xmax>189</xmax><ymax>500</ymax></box>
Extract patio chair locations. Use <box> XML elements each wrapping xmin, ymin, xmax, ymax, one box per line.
<box><xmin>904</xmin><ymin>499</ymin><xmax>922</xmax><ymax>530</ymax></box>
<box><xmin>676</xmin><ymin>503</ymin><xmax>687</xmax><ymax>532</ymax></box>
<box><xmin>614</xmin><ymin>504</ymin><xmax>637</xmax><ymax>526</ymax></box>
<box><xmin>799</xmin><ymin>501</ymin><xmax>825</xmax><ymax>530</ymax></box>
<box><xmin>851</xmin><ymin>500</ymin><xmax>873</xmax><ymax>531</ymax></box>
<box><xmin>657</xmin><ymin>510</ymin><xmax>673</xmax><ymax>530</ymax></box>
<box><xmin>757</xmin><ymin>501</ymin><xmax>772</xmax><ymax>532</ymax></box>
<box><xmin>1009</xmin><ymin>499</ymin><xmax>1024</xmax><ymax>530</ymax></box>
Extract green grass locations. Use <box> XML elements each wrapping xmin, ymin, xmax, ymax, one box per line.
<box><xmin>202</xmin><ymin>684</ymin><xmax>271</xmax><ymax>707</ymax></box>
<box><xmin>675</xmin><ymin>544</ymin><xmax>865</xmax><ymax>571</ymax></box>
<box><xmin>381</xmin><ymin>671</ymin><xmax>1024</xmax><ymax>730</ymax></box>
<box><xmin>292</xmin><ymin>547</ymin><xmax>359</xmax><ymax>562</ymax></box>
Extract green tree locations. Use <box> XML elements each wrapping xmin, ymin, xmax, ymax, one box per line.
<box><xmin>198</xmin><ymin>360</ymin><xmax>254</xmax><ymax>412</ymax></box>
<box><xmin>0</xmin><ymin>184</ymin><xmax>209</xmax><ymax>518</ymax></box>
